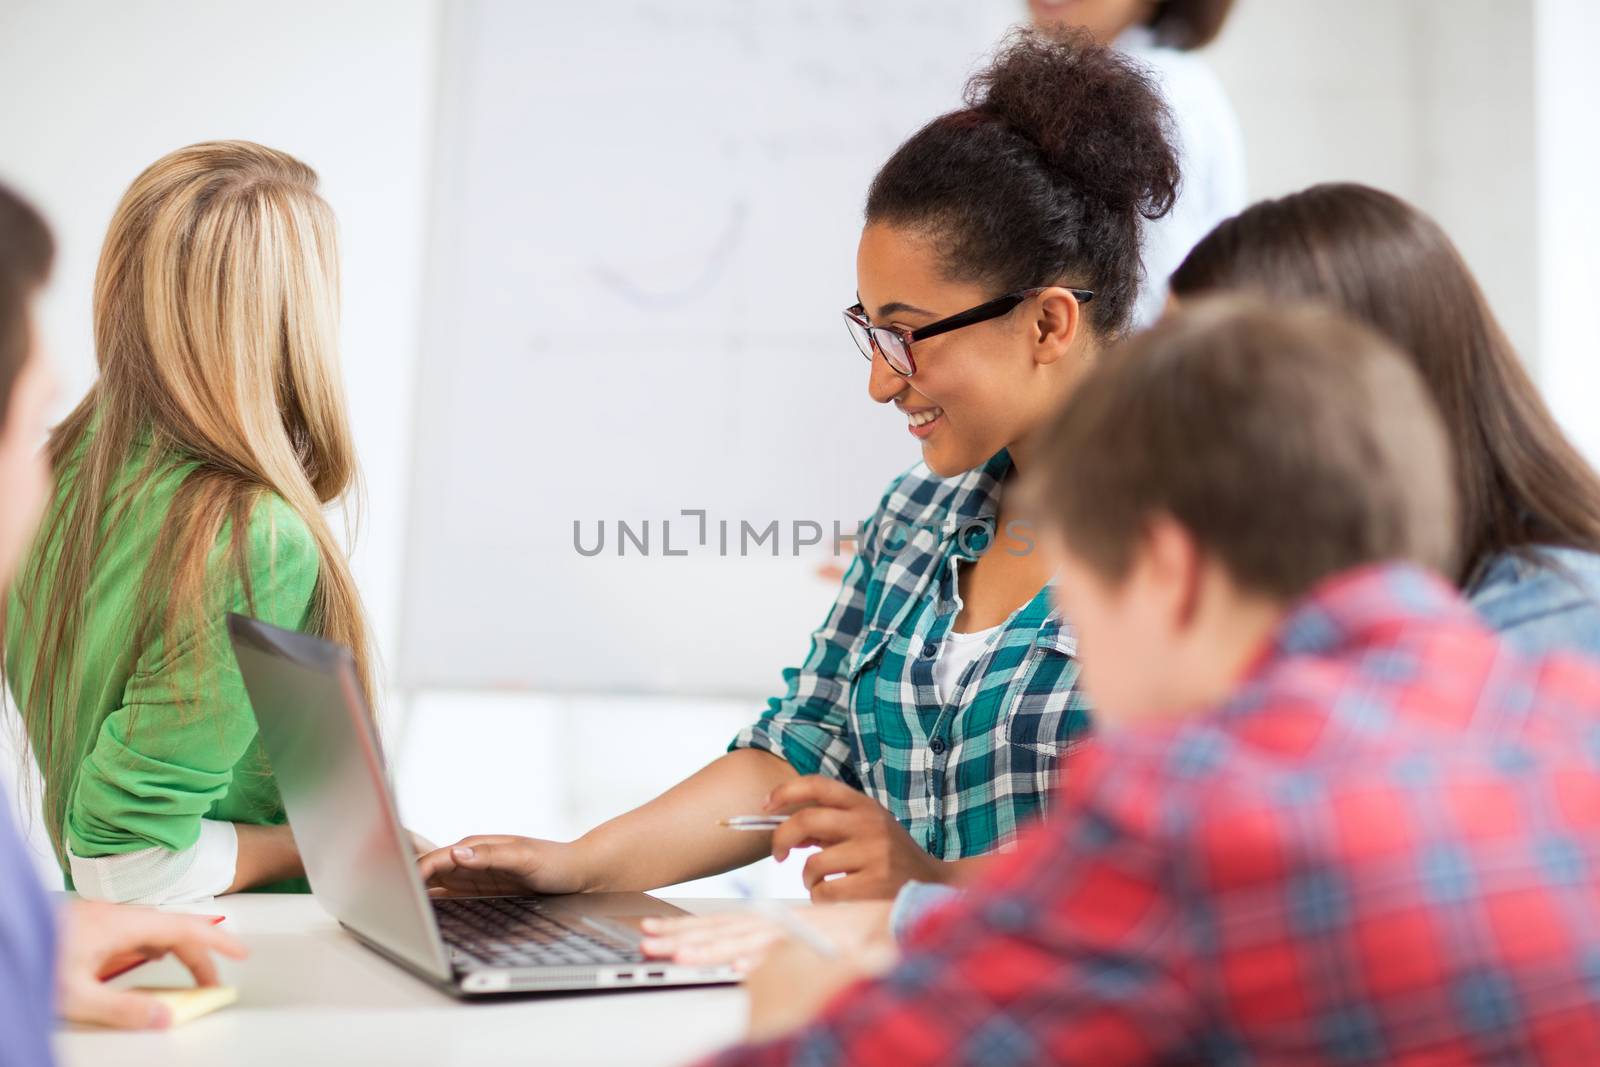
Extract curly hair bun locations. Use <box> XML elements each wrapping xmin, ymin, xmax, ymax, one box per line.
<box><xmin>968</xmin><ymin>28</ymin><xmax>1179</xmax><ymax>222</ymax></box>
<box><xmin>866</xmin><ymin>28</ymin><xmax>1181</xmax><ymax>337</ymax></box>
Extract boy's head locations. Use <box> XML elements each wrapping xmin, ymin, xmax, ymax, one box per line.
<box><xmin>1023</xmin><ymin>297</ymin><xmax>1456</xmax><ymax>723</ymax></box>
<box><xmin>0</xmin><ymin>180</ymin><xmax>56</xmax><ymax>588</ymax></box>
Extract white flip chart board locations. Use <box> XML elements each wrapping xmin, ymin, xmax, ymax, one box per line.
<box><xmin>401</xmin><ymin>0</ymin><xmax>1017</xmax><ymax>695</ymax></box>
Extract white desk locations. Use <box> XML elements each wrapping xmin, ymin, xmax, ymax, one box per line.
<box><xmin>56</xmin><ymin>895</ymin><xmax>752</xmax><ymax>1067</ymax></box>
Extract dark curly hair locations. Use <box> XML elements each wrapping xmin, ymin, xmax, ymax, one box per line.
<box><xmin>865</xmin><ymin>28</ymin><xmax>1180</xmax><ymax>338</ymax></box>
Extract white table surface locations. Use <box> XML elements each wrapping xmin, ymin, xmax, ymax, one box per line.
<box><xmin>56</xmin><ymin>894</ymin><xmax>755</xmax><ymax>1067</ymax></box>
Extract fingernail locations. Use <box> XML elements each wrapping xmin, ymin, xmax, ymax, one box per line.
<box><xmin>452</xmin><ymin>846</ymin><xmax>475</xmax><ymax>861</ymax></box>
<box><xmin>149</xmin><ymin>1003</ymin><xmax>173</xmax><ymax>1029</ymax></box>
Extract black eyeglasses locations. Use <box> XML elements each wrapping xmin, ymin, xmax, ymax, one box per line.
<box><xmin>844</xmin><ymin>286</ymin><xmax>1094</xmax><ymax>377</ymax></box>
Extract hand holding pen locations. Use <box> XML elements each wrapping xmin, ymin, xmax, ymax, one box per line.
<box><xmin>720</xmin><ymin>775</ymin><xmax>953</xmax><ymax>902</ymax></box>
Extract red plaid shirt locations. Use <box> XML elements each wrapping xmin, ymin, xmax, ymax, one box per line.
<box><xmin>703</xmin><ymin>564</ymin><xmax>1600</xmax><ymax>1066</ymax></box>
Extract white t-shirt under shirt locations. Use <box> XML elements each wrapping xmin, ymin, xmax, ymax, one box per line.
<box><xmin>933</xmin><ymin>624</ymin><xmax>1003</xmax><ymax>704</ymax></box>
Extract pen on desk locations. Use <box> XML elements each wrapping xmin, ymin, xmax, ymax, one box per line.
<box><xmin>718</xmin><ymin>815</ymin><xmax>790</xmax><ymax>831</ymax></box>
<box><xmin>730</xmin><ymin>875</ymin><xmax>840</xmax><ymax>960</ymax></box>
<box><xmin>762</xmin><ymin>905</ymin><xmax>841</xmax><ymax>959</ymax></box>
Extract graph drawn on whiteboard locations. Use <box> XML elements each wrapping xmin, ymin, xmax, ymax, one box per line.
<box><xmin>592</xmin><ymin>202</ymin><xmax>748</xmax><ymax>312</ymax></box>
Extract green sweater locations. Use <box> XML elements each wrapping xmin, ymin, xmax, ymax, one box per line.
<box><xmin>5</xmin><ymin>439</ymin><xmax>317</xmax><ymax>891</ymax></box>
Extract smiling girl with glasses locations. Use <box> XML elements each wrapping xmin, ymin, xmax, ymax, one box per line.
<box><xmin>419</xmin><ymin>28</ymin><xmax>1180</xmax><ymax>915</ymax></box>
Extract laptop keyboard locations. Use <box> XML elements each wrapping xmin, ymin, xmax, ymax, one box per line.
<box><xmin>433</xmin><ymin>896</ymin><xmax>645</xmax><ymax>970</ymax></box>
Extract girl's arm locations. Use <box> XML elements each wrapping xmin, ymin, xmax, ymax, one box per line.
<box><xmin>226</xmin><ymin>823</ymin><xmax>303</xmax><ymax>893</ymax></box>
<box><xmin>68</xmin><ymin>499</ymin><xmax>320</xmax><ymax>904</ymax></box>
<box><xmin>418</xmin><ymin>747</ymin><xmax>796</xmax><ymax>895</ymax></box>
<box><xmin>421</xmin><ymin>477</ymin><xmax>913</xmax><ymax>897</ymax></box>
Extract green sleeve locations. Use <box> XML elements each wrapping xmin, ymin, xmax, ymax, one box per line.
<box><xmin>65</xmin><ymin>495</ymin><xmax>320</xmax><ymax>857</ymax></box>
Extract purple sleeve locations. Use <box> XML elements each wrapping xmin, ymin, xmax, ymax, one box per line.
<box><xmin>0</xmin><ymin>806</ymin><xmax>57</xmax><ymax>1067</ymax></box>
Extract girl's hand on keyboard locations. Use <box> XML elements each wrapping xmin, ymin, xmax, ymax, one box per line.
<box><xmin>416</xmin><ymin>836</ymin><xmax>590</xmax><ymax>897</ymax></box>
<box><xmin>637</xmin><ymin>900</ymin><xmax>893</xmax><ymax>973</ymax></box>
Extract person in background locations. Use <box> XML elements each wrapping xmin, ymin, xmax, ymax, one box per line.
<box><xmin>698</xmin><ymin>298</ymin><xmax>1600</xmax><ymax>1067</ymax></box>
<box><xmin>419</xmin><ymin>29</ymin><xmax>1179</xmax><ymax>905</ymax></box>
<box><xmin>1170</xmin><ymin>182</ymin><xmax>1600</xmax><ymax>658</ymax></box>
<box><xmin>3</xmin><ymin>141</ymin><xmax>376</xmax><ymax>904</ymax></box>
<box><xmin>1030</xmin><ymin>0</ymin><xmax>1246</xmax><ymax>328</ymax></box>
<box><xmin>0</xmin><ymin>181</ymin><xmax>246</xmax><ymax>1064</ymax></box>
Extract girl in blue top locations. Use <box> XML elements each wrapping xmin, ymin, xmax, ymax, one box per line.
<box><xmin>1171</xmin><ymin>183</ymin><xmax>1600</xmax><ymax>658</ymax></box>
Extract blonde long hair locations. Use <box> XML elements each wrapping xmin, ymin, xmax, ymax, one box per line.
<box><xmin>8</xmin><ymin>141</ymin><xmax>373</xmax><ymax>859</ymax></box>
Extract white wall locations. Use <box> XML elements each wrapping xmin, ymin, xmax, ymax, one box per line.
<box><xmin>0</xmin><ymin>0</ymin><xmax>439</xmax><ymax>879</ymax></box>
<box><xmin>1535</xmin><ymin>0</ymin><xmax>1600</xmax><ymax>465</ymax></box>
<box><xmin>1208</xmin><ymin>0</ymin><xmax>1539</xmax><ymax>362</ymax></box>
<box><xmin>1211</xmin><ymin>0</ymin><xmax>1600</xmax><ymax>462</ymax></box>
<box><xmin>0</xmin><ymin>0</ymin><xmax>438</xmax><ymax>668</ymax></box>
<box><xmin>1210</xmin><ymin>0</ymin><xmax>1426</xmax><ymax>198</ymax></box>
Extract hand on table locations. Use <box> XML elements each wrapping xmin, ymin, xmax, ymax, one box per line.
<box><xmin>638</xmin><ymin>899</ymin><xmax>893</xmax><ymax>973</ymax></box>
<box><xmin>764</xmin><ymin>776</ymin><xmax>951</xmax><ymax>901</ymax></box>
<box><xmin>416</xmin><ymin>835</ymin><xmax>590</xmax><ymax>897</ymax></box>
<box><xmin>58</xmin><ymin>901</ymin><xmax>247</xmax><ymax>1029</ymax></box>
<box><xmin>744</xmin><ymin>933</ymin><xmax>897</xmax><ymax>1042</ymax></box>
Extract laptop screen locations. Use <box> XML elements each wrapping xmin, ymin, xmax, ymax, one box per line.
<box><xmin>228</xmin><ymin>614</ymin><xmax>451</xmax><ymax>981</ymax></box>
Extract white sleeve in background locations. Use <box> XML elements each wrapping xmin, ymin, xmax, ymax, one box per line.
<box><xmin>1119</xmin><ymin>30</ymin><xmax>1250</xmax><ymax>330</ymax></box>
<box><xmin>68</xmin><ymin>818</ymin><xmax>239</xmax><ymax>905</ymax></box>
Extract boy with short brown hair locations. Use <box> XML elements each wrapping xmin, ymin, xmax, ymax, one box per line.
<box><xmin>701</xmin><ymin>298</ymin><xmax>1600</xmax><ymax>1066</ymax></box>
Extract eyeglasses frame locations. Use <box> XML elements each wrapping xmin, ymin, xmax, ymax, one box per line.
<box><xmin>843</xmin><ymin>285</ymin><xmax>1095</xmax><ymax>377</ymax></box>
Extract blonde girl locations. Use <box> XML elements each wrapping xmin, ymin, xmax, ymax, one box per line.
<box><xmin>5</xmin><ymin>141</ymin><xmax>372</xmax><ymax>903</ymax></box>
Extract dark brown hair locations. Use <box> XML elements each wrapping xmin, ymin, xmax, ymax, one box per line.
<box><xmin>1026</xmin><ymin>297</ymin><xmax>1457</xmax><ymax>598</ymax></box>
<box><xmin>866</xmin><ymin>28</ymin><xmax>1179</xmax><ymax>338</ymax></box>
<box><xmin>0</xmin><ymin>181</ymin><xmax>54</xmax><ymax>420</ymax></box>
<box><xmin>1170</xmin><ymin>183</ymin><xmax>1600</xmax><ymax>587</ymax></box>
<box><xmin>1148</xmin><ymin>0</ymin><xmax>1236</xmax><ymax>50</ymax></box>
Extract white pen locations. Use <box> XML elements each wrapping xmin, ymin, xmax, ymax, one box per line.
<box><xmin>761</xmin><ymin>904</ymin><xmax>840</xmax><ymax>959</ymax></box>
<box><xmin>730</xmin><ymin>875</ymin><xmax>840</xmax><ymax>960</ymax></box>
<box><xmin>717</xmin><ymin>814</ymin><xmax>791</xmax><ymax>831</ymax></box>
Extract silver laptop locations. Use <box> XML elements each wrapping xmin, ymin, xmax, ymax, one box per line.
<box><xmin>227</xmin><ymin>613</ymin><xmax>737</xmax><ymax>997</ymax></box>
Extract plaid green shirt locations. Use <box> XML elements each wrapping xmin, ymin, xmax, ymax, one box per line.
<box><xmin>730</xmin><ymin>450</ymin><xmax>1091</xmax><ymax>860</ymax></box>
